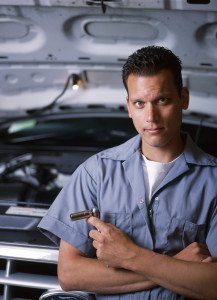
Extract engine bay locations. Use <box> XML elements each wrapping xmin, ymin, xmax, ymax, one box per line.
<box><xmin>0</xmin><ymin>150</ymin><xmax>95</xmax><ymax>247</ymax></box>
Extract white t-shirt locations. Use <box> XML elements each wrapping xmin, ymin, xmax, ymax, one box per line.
<box><xmin>142</xmin><ymin>154</ymin><xmax>181</xmax><ymax>205</ymax></box>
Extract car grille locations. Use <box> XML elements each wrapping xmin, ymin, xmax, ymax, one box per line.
<box><xmin>0</xmin><ymin>244</ymin><xmax>60</xmax><ymax>300</ymax></box>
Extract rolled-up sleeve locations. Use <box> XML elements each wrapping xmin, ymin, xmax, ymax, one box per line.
<box><xmin>38</xmin><ymin>157</ymin><xmax>98</xmax><ymax>257</ymax></box>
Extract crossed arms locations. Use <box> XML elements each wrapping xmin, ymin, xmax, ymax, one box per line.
<box><xmin>58</xmin><ymin>217</ymin><xmax>217</xmax><ymax>299</ymax></box>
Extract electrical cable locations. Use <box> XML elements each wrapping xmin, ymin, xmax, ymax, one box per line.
<box><xmin>26</xmin><ymin>74</ymin><xmax>74</xmax><ymax>115</ymax></box>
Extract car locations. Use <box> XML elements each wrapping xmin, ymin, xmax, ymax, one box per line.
<box><xmin>0</xmin><ymin>1</ymin><xmax>217</xmax><ymax>299</ymax></box>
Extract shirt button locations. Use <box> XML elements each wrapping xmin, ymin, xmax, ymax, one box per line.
<box><xmin>155</xmin><ymin>196</ymin><xmax>159</xmax><ymax>200</ymax></box>
<box><xmin>140</xmin><ymin>199</ymin><xmax>144</xmax><ymax>204</ymax></box>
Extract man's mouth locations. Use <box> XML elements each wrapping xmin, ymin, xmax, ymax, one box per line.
<box><xmin>145</xmin><ymin>127</ymin><xmax>163</xmax><ymax>134</ymax></box>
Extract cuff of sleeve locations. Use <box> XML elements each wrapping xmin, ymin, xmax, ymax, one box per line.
<box><xmin>38</xmin><ymin>214</ymin><xmax>95</xmax><ymax>257</ymax></box>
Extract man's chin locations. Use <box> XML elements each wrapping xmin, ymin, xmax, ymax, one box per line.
<box><xmin>141</xmin><ymin>136</ymin><xmax>169</xmax><ymax>149</ymax></box>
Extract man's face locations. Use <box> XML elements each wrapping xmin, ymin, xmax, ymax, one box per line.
<box><xmin>126</xmin><ymin>69</ymin><xmax>189</xmax><ymax>155</ymax></box>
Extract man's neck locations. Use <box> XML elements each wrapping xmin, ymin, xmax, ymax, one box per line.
<box><xmin>141</xmin><ymin>137</ymin><xmax>185</xmax><ymax>163</ymax></box>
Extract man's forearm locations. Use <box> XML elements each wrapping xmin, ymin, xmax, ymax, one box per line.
<box><xmin>120</xmin><ymin>244</ymin><xmax>217</xmax><ymax>300</ymax></box>
<box><xmin>88</xmin><ymin>217</ymin><xmax>217</xmax><ymax>299</ymax></box>
<box><xmin>62</xmin><ymin>256</ymin><xmax>156</xmax><ymax>294</ymax></box>
<box><xmin>58</xmin><ymin>239</ymin><xmax>156</xmax><ymax>294</ymax></box>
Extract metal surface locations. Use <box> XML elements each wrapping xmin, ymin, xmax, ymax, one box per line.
<box><xmin>0</xmin><ymin>1</ymin><xmax>216</xmax><ymax>117</ymax></box>
<box><xmin>39</xmin><ymin>289</ymin><xmax>95</xmax><ymax>300</ymax></box>
<box><xmin>0</xmin><ymin>244</ymin><xmax>58</xmax><ymax>263</ymax></box>
<box><xmin>0</xmin><ymin>245</ymin><xmax>60</xmax><ymax>299</ymax></box>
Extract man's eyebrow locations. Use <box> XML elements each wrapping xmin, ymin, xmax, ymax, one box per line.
<box><xmin>129</xmin><ymin>97</ymin><xmax>144</xmax><ymax>103</ymax></box>
<box><xmin>135</xmin><ymin>94</ymin><xmax>170</xmax><ymax>100</ymax></box>
<box><xmin>129</xmin><ymin>91</ymin><xmax>171</xmax><ymax>102</ymax></box>
<box><xmin>154</xmin><ymin>93</ymin><xmax>171</xmax><ymax>99</ymax></box>
<box><xmin>156</xmin><ymin>92</ymin><xmax>171</xmax><ymax>97</ymax></box>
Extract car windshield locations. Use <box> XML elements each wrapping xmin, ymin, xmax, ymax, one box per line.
<box><xmin>0</xmin><ymin>116</ymin><xmax>137</xmax><ymax>148</ymax></box>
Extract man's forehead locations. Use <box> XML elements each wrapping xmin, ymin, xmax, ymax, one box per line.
<box><xmin>128</xmin><ymin>89</ymin><xmax>172</xmax><ymax>102</ymax></box>
<box><xmin>127</xmin><ymin>72</ymin><xmax>176</xmax><ymax>97</ymax></box>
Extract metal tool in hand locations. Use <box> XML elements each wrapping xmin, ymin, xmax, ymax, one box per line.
<box><xmin>70</xmin><ymin>207</ymin><xmax>100</xmax><ymax>221</ymax></box>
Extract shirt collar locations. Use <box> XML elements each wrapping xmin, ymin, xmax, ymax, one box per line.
<box><xmin>100</xmin><ymin>134</ymin><xmax>141</xmax><ymax>161</ymax></box>
<box><xmin>100</xmin><ymin>133</ymin><xmax>217</xmax><ymax>167</ymax></box>
<box><xmin>183</xmin><ymin>133</ymin><xmax>217</xmax><ymax>166</ymax></box>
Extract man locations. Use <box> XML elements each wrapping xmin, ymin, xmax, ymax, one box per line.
<box><xmin>38</xmin><ymin>46</ymin><xmax>217</xmax><ymax>299</ymax></box>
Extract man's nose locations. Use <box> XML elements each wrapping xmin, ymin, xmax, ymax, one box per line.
<box><xmin>146</xmin><ymin>104</ymin><xmax>157</xmax><ymax>122</ymax></box>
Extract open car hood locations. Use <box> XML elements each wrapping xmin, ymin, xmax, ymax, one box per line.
<box><xmin>0</xmin><ymin>0</ymin><xmax>217</xmax><ymax>118</ymax></box>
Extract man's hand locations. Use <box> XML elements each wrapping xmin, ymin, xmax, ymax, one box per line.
<box><xmin>174</xmin><ymin>242</ymin><xmax>217</xmax><ymax>263</ymax></box>
<box><xmin>88</xmin><ymin>217</ymin><xmax>217</xmax><ymax>269</ymax></box>
<box><xmin>87</xmin><ymin>216</ymin><xmax>138</xmax><ymax>269</ymax></box>
<box><xmin>87</xmin><ymin>217</ymin><xmax>217</xmax><ymax>299</ymax></box>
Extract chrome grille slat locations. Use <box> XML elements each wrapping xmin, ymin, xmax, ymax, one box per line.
<box><xmin>0</xmin><ymin>245</ymin><xmax>60</xmax><ymax>300</ymax></box>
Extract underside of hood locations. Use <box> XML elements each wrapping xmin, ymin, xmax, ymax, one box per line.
<box><xmin>0</xmin><ymin>0</ymin><xmax>217</xmax><ymax>117</ymax></box>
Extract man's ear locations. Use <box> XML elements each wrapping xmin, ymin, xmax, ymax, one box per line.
<box><xmin>126</xmin><ymin>96</ymin><xmax>132</xmax><ymax>118</ymax></box>
<box><xmin>181</xmin><ymin>87</ymin><xmax>189</xmax><ymax>110</ymax></box>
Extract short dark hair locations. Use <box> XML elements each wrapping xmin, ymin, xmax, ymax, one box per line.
<box><xmin>122</xmin><ymin>46</ymin><xmax>183</xmax><ymax>96</ymax></box>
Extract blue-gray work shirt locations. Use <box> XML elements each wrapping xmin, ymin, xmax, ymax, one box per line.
<box><xmin>38</xmin><ymin>134</ymin><xmax>217</xmax><ymax>299</ymax></box>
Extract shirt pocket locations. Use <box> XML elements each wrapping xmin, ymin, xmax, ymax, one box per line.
<box><xmin>100</xmin><ymin>212</ymin><xmax>132</xmax><ymax>238</ymax></box>
<box><xmin>183</xmin><ymin>220</ymin><xmax>206</xmax><ymax>246</ymax></box>
<box><xmin>165</xmin><ymin>217</ymin><xmax>206</xmax><ymax>255</ymax></box>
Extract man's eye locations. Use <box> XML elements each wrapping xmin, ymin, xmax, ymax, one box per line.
<box><xmin>135</xmin><ymin>101</ymin><xmax>143</xmax><ymax>107</ymax></box>
<box><xmin>158</xmin><ymin>98</ymin><xmax>168</xmax><ymax>104</ymax></box>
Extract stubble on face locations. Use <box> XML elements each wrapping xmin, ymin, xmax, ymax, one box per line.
<box><xmin>126</xmin><ymin>70</ymin><xmax>189</xmax><ymax>162</ymax></box>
